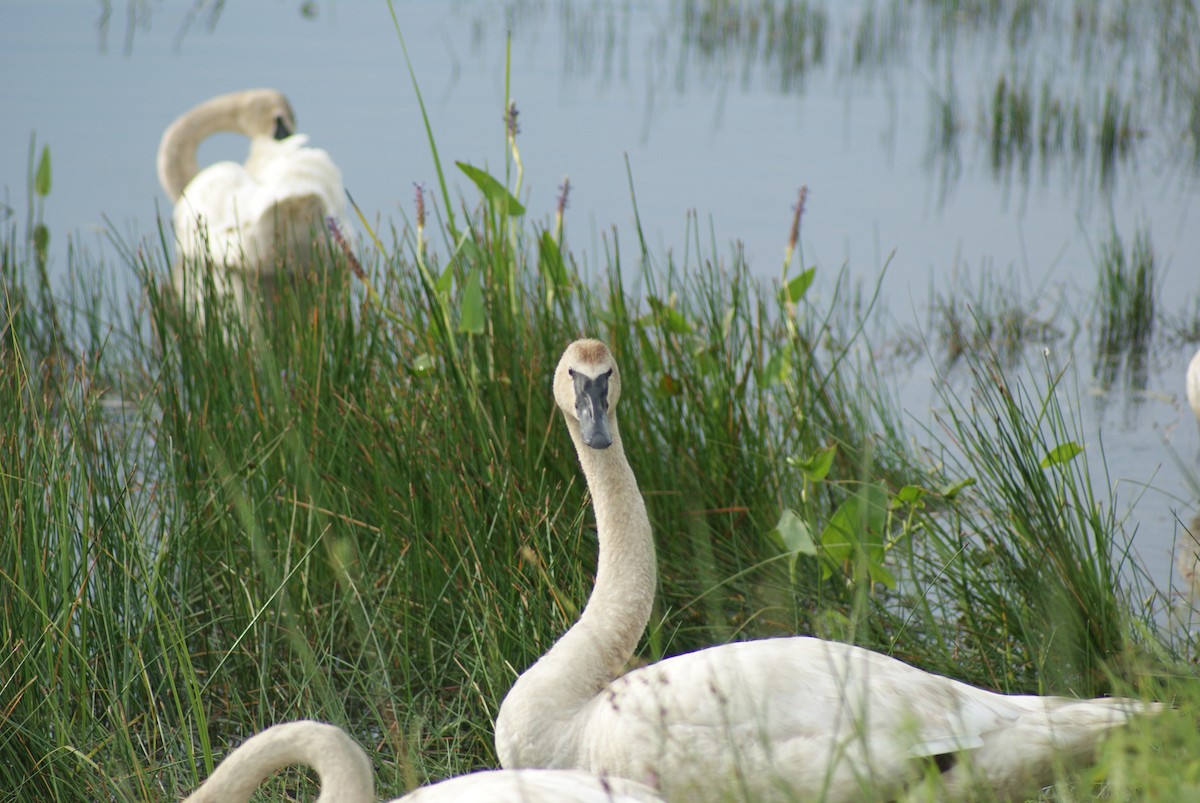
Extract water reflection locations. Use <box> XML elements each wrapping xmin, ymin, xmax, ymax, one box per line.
<box><xmin>95</xmin><ymin>0</ymin><xmax>322</xmax><ymax>54</ymax></box>
<box><xmin>87</xmin><ymin>0</ymin><xmax>1200</xmax><ymax>198</ymax></box>
<box><xmin>1092</xmin><ymin>228</ymin><xmax>1156</xmax><ymax>395</ymax></box>
<box><xmin>557</xmin><ymin>0</ymin><xmax>1195</xmax><ymax>198</ymax></box>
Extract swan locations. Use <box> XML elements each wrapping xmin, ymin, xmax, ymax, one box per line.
<box><xmin>157</xmin><ymin>88</ymin><xmax>346</xmax><ymax>317</ymax></box>
<box><xmin>182</xmin><ymin>720</ymin><xmax>662</xmax><ymax>803</ymax></box>
<box><xmin>494</xmin><ymin>338</ymin><xmax>1163</xmax><ymax>802</ymax></box>
<box><xmin>1187</xmin><ymin>347</ymin><xmax>1200</xmax><ymax>422</ymax></box>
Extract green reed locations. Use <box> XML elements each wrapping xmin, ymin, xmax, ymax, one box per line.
<box><xmin>3</xmin><ymin>48</ymin><xmax>1197</xmax><ymax>803</ymax></box>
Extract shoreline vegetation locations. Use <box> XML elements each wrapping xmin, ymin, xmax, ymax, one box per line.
<box><xmin>5</xmin><ymin>5</ymin><xmax>1200</xmax><ymax>801</ymax></box>
<box><xmin>5</xmin><ymin>143</ymin><xmax>1200</xmax><ymax>802</ymax></box>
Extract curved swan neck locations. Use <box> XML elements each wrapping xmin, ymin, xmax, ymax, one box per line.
<box><xmin>158</xmin><ymin>94</ymin><xmax>234</xmax><ymax>201</ymax></box>
<box><xmin>158</xmin><ymin>90</ymin><xmax>291</xmax><ymax>201</ymax></box>
<box><xmin>183</xmin><ymin>721</ymin><xmax>374</xmax><ymax>803</ymax></box>
<box><xmin>497</xmin><ymin>411</ymin><xmax>656</xmax><ymax>768</ymax></box>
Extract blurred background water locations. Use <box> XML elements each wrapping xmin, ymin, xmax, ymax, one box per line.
<box><xmin>3</xmin><ymin>0</ymin><xmax>1199</xmax><ymax>606</ymax></box>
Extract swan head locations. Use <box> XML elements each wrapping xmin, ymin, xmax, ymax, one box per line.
<box><xmin>234</xmin><ymin>88</ymin><xmax>299</xmax><ymax>141</ymax></box>
<box><xmin>554</xmin><ymin>339</ymin><xmax>622</xmax><ymax>450</ymax></box>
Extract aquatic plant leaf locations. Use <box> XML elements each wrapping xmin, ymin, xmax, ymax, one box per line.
<box><xmin>892</xmin><ymin>484</ymin><xmax>929</xmax><ymax>508</ymax></box>
<box><xmin>457</xmin><ymin>266</ymin><xmax>485</xmax><ymax>334</ymax></box>
<box><xmin>939</xmin><ymin>476</ymin><xmax>976</xmax><ymax>500</ymax></box>
<box><xmin>762</xmin><ymin>344</ymin><xmax>792</xmax><ymax>385</ymax></box>
<box><xmin>456</xmin><ymin>161</ymin><xmax>525</xmax><ymax>216</ymax></box>
<box><xmin>820</xmin><ymin>483</ymin><xmax>893</xmax><ymax>587</ymax></box>
<box><xmin>769</xmin><ymin>508</ymin><xmax>817</xmax><ymax>581</ymax></box>
<box><xmin>781</xmin><ymin>267</ymin><xmax>816</xmax><ymax>304</ymax></box>
<box><xmin>34</xmin><ymin>145</ymin><xmax>51</xmax><ymax>197</ymax></box>
<box><xmin>537</xmin><ymin>230</ymin><xmax>569</xmax><ymax>294</ymax></box>
<box><xmin>788</xmin><ymin>444</ymin><xmax>837</xmax><ymax>483</ymax></box>
<box><xmin>636</xmin><ymin>326</ymin><xmax>662</xmax><ymax>372</ymax></box>
<box><xmin>646</xmin><ymin>295</ymin><xmax>691</xmax><ymax>334</ymax></box>
<box><xmin>1040</xmin><ymin>442</ymin><xmax>1083</xmax><ymax>467</ymax></box>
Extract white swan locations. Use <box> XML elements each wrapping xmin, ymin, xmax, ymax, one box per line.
<box><xmin>494</xmin><ymin>338</ymin><xmax>1163</xmax><ymax>803</ymax></box>
<box><xmin>1187</xmin><ymin>347</ymin><xmax>1200</xmax><ymax>422</ymax></box>
<box><xmin>182</xmin><ymin>720</ymin><xmax>662</xmax><ymax>803</ymax></box>
<box><xmin>157</xmin><ymin>88</ymin><xmax>346</xmax><ymax>317</ymax></box>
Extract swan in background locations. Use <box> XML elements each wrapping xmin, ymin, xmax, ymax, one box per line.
<box><xmin>182</xmin><ymin>720</ymin><xmax>662</xmax><ymax>803</ymax></box>
<box><xmin>157</xmin><ymin>88</ymin><xmax>346</xmax><ymax>318</ymax></box>
<box><xmin>495</xmin><ymin>338</ymin><xmax>1163</xmax><ymax>803</ymax></box>
<box><xmin>1187</xmin><ymin>347</ymin><xmax>1200</xmax><ymax>422</ymax></box>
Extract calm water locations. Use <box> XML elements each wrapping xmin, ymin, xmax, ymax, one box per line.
<box><xmin>3</xmin><ymin>0</ymin><xmax>1199</xmax><ymax>605</ymax></box>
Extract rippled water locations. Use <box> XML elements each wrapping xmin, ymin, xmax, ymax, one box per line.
<box><xmin>3</xmin><ymin>0</ymin><xmax>1199</xmax><ymax>603</ymax></box>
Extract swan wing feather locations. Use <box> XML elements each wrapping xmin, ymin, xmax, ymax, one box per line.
<box><xmin>577</xmin><ymin>638</ymin><xmax>1026</xmax><ymax>800</ymax></box>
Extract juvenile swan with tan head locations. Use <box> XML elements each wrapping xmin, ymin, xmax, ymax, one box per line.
<box><xmin>157</xmin><ymin>88</ymin><xmax>346</xmax><ymax>316</ymax></box>
<box><xmin>183</xmin><ymin>720</ymin><xmax>663</xmax><ymax>803</ymax></box>
<box><xmin>494</xmin><ymin>338</ymin><xmax>1162</xmax><ymax>802</ymax></box>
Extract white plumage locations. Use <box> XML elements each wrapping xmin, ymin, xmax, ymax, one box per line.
<box><xmin>156</xmin><ymin>88</ymin><xmax>346</xmax><ymax>318</ymax></box>
<box><xmin>182</xmin><ymin>720</ymin><xmax>662</xmax><ymax>803</ymax></box>
<box><xmin>494</xmin><ymin>338</ymin><xmax>1162</xmax><ymax>802</ymax></box>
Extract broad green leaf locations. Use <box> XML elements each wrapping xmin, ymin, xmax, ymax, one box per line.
<box><xmin>891</xmin><ymin>484</ymin><xmax>929</xmax><ymax>508</ymax></box>
<box><xmin>439</xmin><ymin>229</ymin><xmax>475</xmax><ymax>295</ymax></box>
<box><xmin>762</xmin><ymin>344</ymin><xmax>792</xmax><ymax>386</ymax></box>
<box><xmin>436</xmin><ymin>262</ymin><xmax>455</xmax><ymax>295</ymax></box>
<box><xmin>866</xmin><ymin>561</ymin><xmax>896</xmax><ymax>588</ymax></box>
<box><xmin>1040</xmin><ymin>442</ymin><xmax>1083</xmax><ymax>468</ymax></box>
<box><xmin>457</xmin><ymin>266</ymin><xmax>485</xmax><ymax>334</ymax></box>
<box><xmin>820</xmin><ymin>483</ymin><xmax>891</xmax><ymax>586</ymax></box>
<box><xmin>780</xmin><ymin>267</ymin><xmax>815</xmax><ymax>304</ymax></box>
<box><xmin>769</xmin><ymin>508</ymin><xmax>817</xmax><ymax>582</ymax></box>
<box><xmin>939</xmin><ymin>476</ymin><xmax>976</xmax><ymax>501</ymax></box>
<box><xmin>636</xmin><ymin>326</ymin><xmax>662</xmax><ymax>373</ymax></box>
<box><xmin>456</xmin><ymin>161</ymin><xmax>525</xmax><ymax>216</ymax></box>
<box><xmin>788</xmin><ymin>444</ymin><xmax>837</xmax><ymax>483</ymax></box>
<box><xmin>538</xmin><ymin>230</ymin><xmax>568</xmax><ymax>293</ymax></box>
<box><xmin>646</xmin><ymin>295</ymin><xmax>691</xmax><ymax>334</ymax></box>
<box><xmin>34</xmin><ymin>145</ymin><xmax>51</xmax><ymax>197</ymax></box>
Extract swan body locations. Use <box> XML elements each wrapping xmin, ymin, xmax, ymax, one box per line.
<box><xmin>183</xmin><ymin>720</ymin><xmax>662</xmax><ymax>803</ymax></box>
<box><xmin>494</xmin><ymin>339</ymin><xmax>1162</xmax><ymax>803</ymax></box>
<box><xmin>157</xmin><ymin>88</ymin><xmax>346</xmax><ymax>316</ymax></box>
<box><xmin>1187</xmin><ymin>347</ymin><xmax>1200</xmax><ymax>422</ymax></box>
<box><xmin>398</xmin><ymin>767</ymin><xmax>663</xmax><ymax>802</ymax></box>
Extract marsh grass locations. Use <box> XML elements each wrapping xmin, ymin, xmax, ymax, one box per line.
<box><xmin>3</xmin><ymin>41</ymin><xmax>1199</xmax><ymax>803</ymax></box>
<box><xmin>926</xmin><ymin>265</ymin><xmax>1065</xmax><ymax>370</ymax></box>
<box><xmin>1094</xmin><ymin>227</ymin><xmax>1156</xmax><ymax>391</ymax></box>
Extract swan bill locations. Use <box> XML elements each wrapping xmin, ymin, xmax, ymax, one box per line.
<box><xmin>273</xmin><ymin>115</ymin><xmax>293</xmax><ymax>140</ymax></box>
<box><xmin>570</xmin><ymin>368</ymin><xmax>613</xmax><ymax>449</ymax></box>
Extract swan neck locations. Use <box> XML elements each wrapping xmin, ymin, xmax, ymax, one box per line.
<box><xmin>496</xmin><ymin>412</ymin><xmax>656</xmax><ymax>768</ymax></box>
<box><xmin>158</xmin><ymin>94</ymin><xmax>245</xmax><ymax>201</ymax></box>
<box><xmin>572</xmin><ymin>415</ymin><xmax>656</xmax><ymax>649</ymax></box>
<box><xmin>183</xmin><ymin>722</ymin><xmax>373</xmax><ymax>803</ymax></box>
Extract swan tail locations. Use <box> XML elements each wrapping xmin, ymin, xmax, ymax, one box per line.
<box><xmin>939</xmin><ymin>697</ymin><xmax>1163</xmax><ymax>800</ymax></box>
